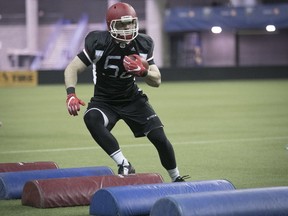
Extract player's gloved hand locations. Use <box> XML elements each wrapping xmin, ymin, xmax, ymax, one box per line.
<box><xmin>123</xmin><ymin>54</ymin><xmax>148</xmax><ymax>77</ymax></box>
<box><xmin>66</xmin><ymin>94</ymin><xmax>85</xmax><ymax>116</ymax></box>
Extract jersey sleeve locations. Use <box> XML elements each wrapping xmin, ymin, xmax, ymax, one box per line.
<box><xmin>143</xmin><ymin>35</ymin><xmax>155</xmax><ymax>65</ymax></box>
<box><xmin>77</xmin><ymin>31</ymin><xmax>98</xmax><ymax>66</ymax></box>
<box><xmin>147</xmin><ymin>47</ymin><xmax>155</xmax><ymax>65</ymax></box>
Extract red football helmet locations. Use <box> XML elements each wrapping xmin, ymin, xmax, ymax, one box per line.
<box><xmin>106</xmin><ymin>2</ymin><xmax>139</xmax><ymax>42</ymax></box>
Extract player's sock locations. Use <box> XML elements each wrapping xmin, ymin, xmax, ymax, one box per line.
<box><xmin>167</xmin><ymin>167</ymin><xmax>180</xmax><ymax>181</ymax></box>
<box><xmin>110</xmin><ymin>149</ymin><xmax>129</xmax><ymax>166</ymax></box>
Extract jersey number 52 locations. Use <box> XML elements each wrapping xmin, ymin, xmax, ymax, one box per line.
<box><xmin>104</xmin><ymin>56</ymin><xmax>132</xmax><ymax>79</ymax></box>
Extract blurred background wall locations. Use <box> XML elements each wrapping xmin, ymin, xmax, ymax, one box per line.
<box><xmin>0</xmin><ymin>0</ymin><xmax>287</xmax><ymax>71</ymax></box>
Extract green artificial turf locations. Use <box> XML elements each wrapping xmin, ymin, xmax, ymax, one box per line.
<box><xmin>0</xmin><ymin>79</ymin><xmax>288</xmax><ymax>215</ymax></box>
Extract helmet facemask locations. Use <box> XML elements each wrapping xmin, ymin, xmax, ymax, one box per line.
<box><xmin>109</xmin><ymin>16</ymin><xmax>138</xmax><ymax>43</ymax></box>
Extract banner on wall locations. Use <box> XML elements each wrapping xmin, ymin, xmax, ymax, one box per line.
<box><xmin>165</xmin><ymin>3</ymin><xmax>288</xmax><ymax>32</ymax></box>
<box><xmin>0</xmin><ymin>71</ymin><xmax>38</xmax><ymax>87</ymax></box>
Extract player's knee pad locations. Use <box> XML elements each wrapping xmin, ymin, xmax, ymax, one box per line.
<box><xmin>83</xmin><ymin>108</ymin><xmax>109</xmax><ymax>128</ymax></box>
<box><xmin>147</xmin><ymin>127</ymin><xmax>170</xmax><ymax>148</ymax></box>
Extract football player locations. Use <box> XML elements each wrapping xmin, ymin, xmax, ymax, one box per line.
<box><xmin>64</xmin><ymin>2</ymin><xmax>188</xmax><ymax>182</ymax></box>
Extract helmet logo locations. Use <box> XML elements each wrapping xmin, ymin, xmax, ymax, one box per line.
<box><xmin>120</xmin><ymin>16</ymin><xmax>133</xmax><ymax>22</ymax></box>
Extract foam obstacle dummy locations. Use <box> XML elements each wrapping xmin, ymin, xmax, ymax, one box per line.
<box><xmin>150</xmin><ymin>187</ymin><xmax>288</xmax><ymax>216</ymax></box>
<box><xmin>90</xmin><ymin>179</ymin><xmax>235</xmax><ymax>216</ymax></box>
<box><xmin>0</xmin><ymin>166</ymin><xmax>113</xmax><ymax>199</ymax></box>
<box><xmin>0</xmin><ymin>161</ymin><xmax>59</xmax><ymax>173</ymax></box>
<box><xmin>22</xmin><ymin>173</ymin><xmax>164</xmax><ymax>208</ymax></box>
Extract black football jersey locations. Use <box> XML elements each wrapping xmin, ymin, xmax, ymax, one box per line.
<box><xmin>77</xmin><ymin>31</ymin><xmax>155</xmax><ymax>103</ymax></box>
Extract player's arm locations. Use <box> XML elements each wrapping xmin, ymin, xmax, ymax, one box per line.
<box><xmin>144</xmin><ymin>64</ymin><xmax>161</xmax><ymax>87</ymax></box>
<box><xmin>64</xmin><ymin>56</ymin><xmax>87</xmax><ymax>89</ymax></box>
<box><xmin>123</xmin><ymin>54</ymin><xmax>161</xmax><ymax>88</ymax></box>
<box><xmin>64</xmin><ymin>56</ymin><xmax>87</xmax><ymax>116</ymax></box>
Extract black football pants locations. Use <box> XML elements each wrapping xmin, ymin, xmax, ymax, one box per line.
<box><xmin>83</xmin><ymin>109</ymin><xmax>177</xmax><ymax>170</ymax></box>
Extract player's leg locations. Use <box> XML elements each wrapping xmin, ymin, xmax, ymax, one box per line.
<box><xmin>121</xmin><ymin>94</ymin><xmax>186</xmax><ymax>181</ymax></box>
<box><xmin>83</xmin><ymin>106</ymin><xmax>134</xmax><ymax>175</ymax></box>
<box><xmin>147</xmin><ymin>127</ymin><xmax>182</xmax><ymax>181</ymax></box>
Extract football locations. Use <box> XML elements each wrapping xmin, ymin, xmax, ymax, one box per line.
<box><xmin>128</xmin><ymin>54</ymin><xmax>149</xmax><ymax>69</ymax></box>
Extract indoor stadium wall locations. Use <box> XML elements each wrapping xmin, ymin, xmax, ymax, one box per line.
<box><xmin>37</xmin><ymin>65</ymin><xmax>288</xmax><ymax>85</ymax></box>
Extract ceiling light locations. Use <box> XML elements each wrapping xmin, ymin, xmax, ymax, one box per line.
<box><xmin>266</xmin><ymin>25</ymin><xmax>276</xmax><ymax>32</ymax></box>
<box><xmin>211</xmin><ymin>26</ymin><xmax>222</xmax><ymax>34</ymax></box>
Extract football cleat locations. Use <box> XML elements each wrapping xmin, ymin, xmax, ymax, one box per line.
<box><xmin>173</xmin><ymin>175</ymin><xmax>190</xmax><ymax>182</ymax></box>
<box><xmin>118</xmin><ymin>161</ymin><xmax>136</xmax><ymax>175</ymax></box>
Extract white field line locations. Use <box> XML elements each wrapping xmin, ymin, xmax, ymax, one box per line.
<box><xmin>1</xmin><ymin>136</ymin><xmax>287</xmax><ymax>154</ymax></box>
